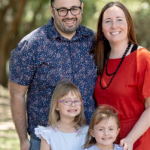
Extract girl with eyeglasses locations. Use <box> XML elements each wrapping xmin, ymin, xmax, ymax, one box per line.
<box><xmin>35</xmin><ymin>79</ymin><xmax>88</xmax><ymax>150</ymax></box>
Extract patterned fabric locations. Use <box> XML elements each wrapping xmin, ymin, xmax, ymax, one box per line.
<box><xmin>9</xmin><ymin>18</ymin><xmax>97</xmax><ymax>133</ymax></box>
<box><xmin>85</xmin><ymin>144</ymin><xmax>124</xmax><ymax>150</ymax></box>
<box><xmin>35</xmin><ymin>125</ymin><xmax>88</xmax><ymax>150</ymax></box>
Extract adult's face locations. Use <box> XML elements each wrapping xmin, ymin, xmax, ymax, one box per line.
<box><xmin>50</xmin><ymin>0</ymin><xmax>83</xmax><ymax>38</ymax></box>
<box><xmin>102</xmin><ymin>6</ymin><xmax>128</xmax><ymax>45</ymax></box>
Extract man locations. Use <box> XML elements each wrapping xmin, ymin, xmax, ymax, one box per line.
<box><xmin>9</xmin><ymin>0</ymin><xmax>97</xmax><ymax>150</ymax></box>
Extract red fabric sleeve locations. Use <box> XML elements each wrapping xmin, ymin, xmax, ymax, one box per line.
<box><xmin>137</xmin><ymin>48</ymin><xmax>150</xmax><ymax>101</ymax></box>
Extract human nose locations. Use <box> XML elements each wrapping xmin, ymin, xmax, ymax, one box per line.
<box><xmin>66</xmin><ymin>9</ymin><xmax>73</xmax><ymax>17</ymax></box>
<box><xmin>70</xmin><ymin>101</ymin><xmax>76</xmax><ymax>106</ymax></box>
<box><xmin>104</xmin><ymin>129</ymin><xmax>109</xmax><ymax>135</ymax></box>
<box><xmin>111</xmin><ymin>21</ymin><xmax>117</xmax><ymax>29</ymax></box>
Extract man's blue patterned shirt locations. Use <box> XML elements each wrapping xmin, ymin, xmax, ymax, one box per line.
<box><xmin>9</xmin><ymin>18</ymin><xmax>97</xmax><ymax>133</ymax></box>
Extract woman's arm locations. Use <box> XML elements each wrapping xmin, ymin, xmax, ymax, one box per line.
<box><xmin>40</xmin><ymin>137</ymin><xmax>51</xmax><ymax>150</ymax></box>
<box><xmin>120</xmin><ymin>97</ymin><xmax>150</xmax><ymax>150</ymax></box>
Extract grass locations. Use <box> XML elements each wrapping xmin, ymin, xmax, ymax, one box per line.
<box><xmin>0</xmin><ymin>130</ymin><xmax>20</xmax><ymax>150</ymax></box>
<box><xmin>0</xmin><ymin>85</ymin><xmax>20</xmax><ymax>150</ymax></box>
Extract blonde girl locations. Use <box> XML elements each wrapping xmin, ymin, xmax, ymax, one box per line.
<box><xmin>35</xmin><ymin>79</ymin><xmax>88</xmax><ymax>150</ymax></box>
<box><xmin>84</xmin><ymin>105</ymin><xmax>123</xmax><ymax>150</ymax></box>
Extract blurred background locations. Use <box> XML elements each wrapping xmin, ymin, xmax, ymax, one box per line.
<box><xmin>0</xmin><ymin>0</ymin><xmax>150</xmax><ymax>149</ymax></box>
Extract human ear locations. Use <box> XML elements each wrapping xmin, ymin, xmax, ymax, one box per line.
<box><xmin>81</xmin><ymin>3</ymin><xmax>84</xmax><ymax>11</ymax></box>
<box><xmin>89</xmin><ymin>129</ymin><xmax>95</xmax><ymax>137</ymax></box>
<box><xmin>116</xmin><ymin>128</ymin><xmax>120</xmax><ymax>135</ymax></box>
<box><xmin>50</xmin><ymin>6</ymin><xmax>54</xmax><ymax>18</ymax></box>
<box><xmin>55</xmin><ymin>104</ymin><xmax>59</xmax><ymax>111</ymax></box>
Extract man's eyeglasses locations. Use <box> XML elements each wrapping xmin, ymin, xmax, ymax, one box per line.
<box><xmin>52</xmin><ymin>6</ymin><xmax>82</xmax><ymax>17</ymax></box>
<box><xmin>57</xmin><ymin>99</ymin><xmax>83</xmax><ymax>106</ymax></box>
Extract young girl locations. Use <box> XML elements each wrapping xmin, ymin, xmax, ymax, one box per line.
<box><xmin>84</xmin><ymin>105</ymin><xmax>123</xmax><ymax>150</ymax></box>
<box><xmin>35</xmin><ymin>79</ymin><xmax>88</xmax><ymax>150</ymax></box>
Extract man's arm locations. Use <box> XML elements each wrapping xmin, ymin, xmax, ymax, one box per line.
<box><xmin>9</xmin><ymin>81</ymin><xmax>30</xmax><ymax>150</ymax></box>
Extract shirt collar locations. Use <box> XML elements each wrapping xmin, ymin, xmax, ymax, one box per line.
<box><xmin>46</xmin><ymin>18</ymin><xmax>91</xmax><ymax>41</ymax></box>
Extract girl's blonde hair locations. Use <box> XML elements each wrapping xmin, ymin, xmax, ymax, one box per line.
<box><xmin>84</xmin><ymin>104</ymin><xmax>120</xmax><ymax>148</ymax></box>
<box><xmin>48</xmin><ymin>79</ymin><xmax>86</xmax><ymax>128</ymax></box>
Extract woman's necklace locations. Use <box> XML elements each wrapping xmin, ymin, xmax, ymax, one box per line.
<box><xmin>100</xmin><ymin>43</ymin><xmax>131</xmax><ymax>89</ymax></box>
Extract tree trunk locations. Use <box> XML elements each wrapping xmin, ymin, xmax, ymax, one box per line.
<box><xmin>0</xmin><ymin>0</ymin><xmax>28</xmax><ymax>87</ymax></box>
<box><xmin>0</xmin><ymin>50</ymin><xmax>7</xmax><ymax>87</ymax></box>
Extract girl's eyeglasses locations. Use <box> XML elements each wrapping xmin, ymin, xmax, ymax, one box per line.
<box><xmin>57</xmin><ymin>99</ymin><xmax>83</xmax><ymax>106</ymax></box>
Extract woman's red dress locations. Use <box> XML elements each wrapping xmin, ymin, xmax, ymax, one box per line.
<box><xmin>94</xmin><ymin>48</ymin><xmax>150</xmax><ymax>150</ymax></box>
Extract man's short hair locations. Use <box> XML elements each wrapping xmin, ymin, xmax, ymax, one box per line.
<box><xmin>51</xmin><ymin>0</ymin><xmax>82</xmax><ymax>6</ymax></box>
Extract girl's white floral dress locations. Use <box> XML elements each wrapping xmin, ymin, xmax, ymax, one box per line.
<box><xmin>35</xmin><ymin>125</ymin><xmax>88</xmax><ymax>150</ymax></box>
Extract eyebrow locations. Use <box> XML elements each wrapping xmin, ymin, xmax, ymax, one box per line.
<box><xmin>104</xmin><ymin>16</ymin><xmax>124</xmax><ymax>20</ymax></box>
<box><xmin>55</xmin><ymin>5</ymin><xmax>80</xmax><ymax>9</ymax></box>
<box><xmin>97</xmin><ymin>125</ymin><xmax>116</xmax><ymax>128</ymax></box>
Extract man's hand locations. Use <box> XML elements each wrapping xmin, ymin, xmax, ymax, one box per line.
<box><xmin>20</xmin><ymin>139</ymin><xmax>31</xmax><ymax>150</ymax></box>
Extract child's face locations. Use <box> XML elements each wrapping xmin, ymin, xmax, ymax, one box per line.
<box><xmin>56</xmin><ymin>91</ymin><xmax>82</xmax><ymax>120</ymax></box>
<box><xmin>90</xmin><ymin>117</ymin><xmax>120</xmax><ymax>149</ymax></box>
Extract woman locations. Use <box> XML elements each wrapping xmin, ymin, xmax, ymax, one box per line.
<box><xmin>94</xmin><ymin>2</ymin><xmax>150</xmax><ymax>150</ymax></box>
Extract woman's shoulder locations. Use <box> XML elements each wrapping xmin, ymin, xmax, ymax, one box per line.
<box><xmin>137</xmin><ymin>46</ymin><xmax>150</xmax><ymax>56</ymax></box>
<box><xmin>136</xmin><ymin>46</ymin><xmax>150</xmax><ymax>65</ymax></box>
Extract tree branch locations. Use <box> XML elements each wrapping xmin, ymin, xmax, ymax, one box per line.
<box><xmin>0</xmin><ymin>0</ymin><xmax>28</xmax><ymax>53</ymax></box>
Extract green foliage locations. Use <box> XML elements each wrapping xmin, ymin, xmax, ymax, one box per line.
<box><xmin>81</xmin><ymin>0</ymin><xmax>97</xmax><ymax>30</ymax></box>
<box><xmin>134</xmin><ymin>2</ymin><xmax>150</xmax><ymax>48</ymax></box>
<box><xmin>23</xmin><ymin>0</ymin><xmax>51</xmax><ymax>26</ymax></box>
<box><xmin>19</xmin><ymin>0</ymin><xmax>51</xmax><ymax>37</ymax></box>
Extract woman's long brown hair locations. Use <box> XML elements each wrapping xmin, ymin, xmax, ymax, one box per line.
<box><xmin>94</xmin><ymin>1</ymin><xmax>138</xmax><ymax>76</ymax></box>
